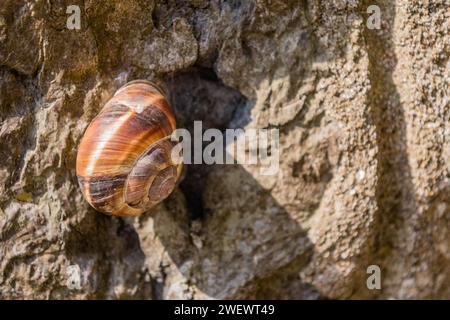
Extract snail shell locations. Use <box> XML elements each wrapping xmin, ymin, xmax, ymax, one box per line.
<box><xmin>76</xmin><ymin>80</ymin><xmax>182</xmax><ymax>216</ymax></box>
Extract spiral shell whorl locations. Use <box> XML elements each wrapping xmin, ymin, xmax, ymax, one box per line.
<box><xmin>76</xmin><ymin>80</ymin><xmax>181</xmax><ymax>216</ymax></box>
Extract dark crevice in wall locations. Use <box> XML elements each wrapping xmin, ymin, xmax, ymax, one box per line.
<box><xmin>163</xmin><ymin>67</ymin><xmax>248</xmax><ymax>220</ymax></box>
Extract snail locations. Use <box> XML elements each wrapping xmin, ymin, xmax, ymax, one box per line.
<box><xmin>76</xmin><ymin>80</ymin><xmax>182</xmax><ymax>216</ymax></box>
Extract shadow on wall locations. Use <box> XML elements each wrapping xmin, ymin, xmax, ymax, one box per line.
<box><xmin>153</xmin><ymin>164</ymin><xmax>320</xmax><ymax>299</ymax></box>
<box><xmin>363</xmin><ymin>0</ymin><xmax>450</xmax><ymax>298</ymax></box>
<box><xmin>139</xmin><ymin>67</ymin><xmax>324</xmax><ymax>299</ymax></box>
<box><xmin>362</xmin><ymin>0</ymin><xmax>412</xmax><ymax>297</ymax></box>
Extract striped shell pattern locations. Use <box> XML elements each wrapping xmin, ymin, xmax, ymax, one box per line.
<box><xmin>76</xmin><ymin>80</ymin><xmax>182</xmax><ymax>216</ymax></box>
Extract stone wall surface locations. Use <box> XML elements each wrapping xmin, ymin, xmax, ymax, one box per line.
<box><xmin>0</xmin><ymin>0</ymin><xmax>448</xmax><ymax>299</ymax></box>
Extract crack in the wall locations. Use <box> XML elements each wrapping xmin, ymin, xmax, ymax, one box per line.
<box><xmin>164</xmin><ymin>67</ymin><xmax>248</xmax><ymax>220</ymax></box>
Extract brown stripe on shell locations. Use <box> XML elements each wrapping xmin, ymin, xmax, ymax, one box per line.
<box><xmin>111</xmin><ymin>85</ymin><xmax>176</xmax><ymax>130</ymax></box>
<box><xmin>78</xmin><ymin>175</ymin><xmax>143</xmax><ymax>216</ymax></box>
<box><xmin>76</xmin><ymin>103</ymin><xmax>173</xmax><ymax>178</ymax></box>
<box><xmin>78</xmin><ymin>174</ymin><xmax>126</xmax><ymax>211</ymax></box>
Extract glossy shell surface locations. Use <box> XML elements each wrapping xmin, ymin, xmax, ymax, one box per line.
<box><xmin>76</xmin><ymin>80</ymin><xmax>182</xmax><ymax>216</ymax></box>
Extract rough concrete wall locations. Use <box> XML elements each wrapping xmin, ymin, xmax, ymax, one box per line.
<box><xmin>0</xmin><ymin>0</ymin><xmax>448</xmax><ymax>299</ymax></box>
